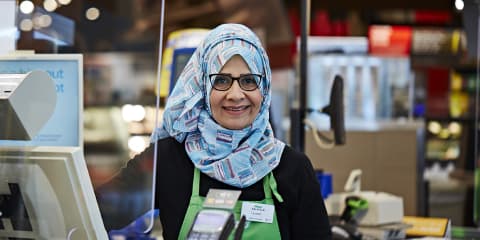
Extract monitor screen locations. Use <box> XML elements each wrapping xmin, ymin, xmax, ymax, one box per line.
<box><xmin>159</xmin><ymin>29</ymin><xmax>209</xmax><ymax>97</ymax></box>
<box><xmin>169</xmin><ymin>47</ymin><xmax>196</xmax><ymax>94</ymax></box>
<box><xmin>0</xmin><ymin>147</ymin><xmax>107</xmax><ymax>239</ymax></box>
<box><xmin>0</xmin><ymin>54</ymin><xmax>82</xmax><ymax>148</ymax></box>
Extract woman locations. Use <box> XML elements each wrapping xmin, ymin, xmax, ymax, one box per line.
<box><xmin>111</xmin><ymin>23</ymin><xmax>331</xmax><ymax>239</ymax></box>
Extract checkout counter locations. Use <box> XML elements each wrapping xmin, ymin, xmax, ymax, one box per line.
<box><xmin>305</xmin><ymin>121</ymin><xmax>427</xmax><ymax>217</ymax></box>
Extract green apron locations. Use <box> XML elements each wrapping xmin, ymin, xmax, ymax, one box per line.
<box><xmin>178</xmin><ymin>168</ymin><xmax>283</xmax><ymax>239</ymax></box>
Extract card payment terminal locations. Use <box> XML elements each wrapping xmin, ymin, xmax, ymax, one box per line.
<box><xmin>187</xmin><ymin>209</ymin><xmax>235</xmax><ymax>240</ymax></box>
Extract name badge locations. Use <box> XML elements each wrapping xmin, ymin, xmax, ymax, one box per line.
<box><xmin>241</xmin><ymin>202</ymin><xmax>274</xmax><ymax>224</ymax></box>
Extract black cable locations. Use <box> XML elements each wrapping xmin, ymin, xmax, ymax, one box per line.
<box><xmin>233</xmin><ymin>216</ymin><xmax>246</xmax><ymax>240</ymax></box>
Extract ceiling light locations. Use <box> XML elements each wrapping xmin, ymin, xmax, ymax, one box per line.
<box><xmin>58</xmin><ymin>0</ymin><xmax>72</xmax><ymax>5</ymax></box>
<box><xmin>19</xmin><ymin>1</ymin><xmax>35</xmax><ymax>14</ymax></box>
<box><xmin>427</xmin><ymin>121</ymin><xmax>441</xmax><ymax>135</ymax></box>
<box><xmin>455</xmin><ymin>0</ymin><xmax>464</xmax><ymax>11</ymax></box>
<box><xmin>43</xmin><ymin>0</ymin><xmax>58</xmax><ymax>12</ymax></box>
<box><xmin>19</xmin><ymin>19</ymin><xmax>33</xmax><ymax>31</ymax></box>
<box><xmin>86</xmin><ymin>7</ymin><xmax>100</xmax><ymax>21</ymax></box>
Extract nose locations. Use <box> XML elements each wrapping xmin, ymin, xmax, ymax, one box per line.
<box><xmin>225</xmin><ymin>80</ymin><xmax>245</xmax><ymax>101</ymax></box>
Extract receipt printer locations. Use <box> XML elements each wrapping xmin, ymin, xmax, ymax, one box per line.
<box><xmin>325</xmin><ymin>169</ymin><xmax>404</xmax><ymax>226</ymax></box>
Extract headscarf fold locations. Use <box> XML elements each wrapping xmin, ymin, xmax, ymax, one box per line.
<box><xmin>153</xmin><ymin>23</ymin><xmax>285</xmax><ymax>188</ymax></box>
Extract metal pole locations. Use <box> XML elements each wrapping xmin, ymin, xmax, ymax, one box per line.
<box><xmin>474</xmin><ymin>1</ymin><xmax>480</xmax><ymax>226</ymax></box>
<box><xmin>290</xmin><ymin>0</ymin><xmax>310</xmax><ymax>152</ymax></box>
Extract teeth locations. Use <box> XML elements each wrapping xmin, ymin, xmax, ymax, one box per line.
<box><xmin>225</xmin><ymin>106</ymin><xmax>247</xmax><ymax>111</ymax></box>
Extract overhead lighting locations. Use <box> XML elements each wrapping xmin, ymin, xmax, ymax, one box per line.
<box><xmin>122</xmin><ymin>104</ymin><xmax>146</xmax><ymax>122</ymax></box>
<box><xmin>19</xmin><ymin>1</ymin><xmax>35</xmax><ymax>14</ymax></box>
<box><xmin>128</xmin><ymin>136</ymin><xmax>147</xmax><ymax>153</ymax></box>
<box><xmin>32</xmin><ymin>14</ymin><xmax>52</xmax><ymax>28</ymax></box>
<box><xmin>39</xmin><ymin>15</ymin><xmax>52</xmax><ymax>28</ymax></box>
<box><xmin>86</xmin><ymin>7</ymin><xmax>100</xmax><ymax>21</ymax></box>
<box><xmin>58</xmin><ymin>0</ymin><xmax>72</xmax><ymax>6</ymax></box>
<box><xmin>122</xmin><ymin>104</ymin><xmax>134</xmax><ymax>122</ymax></box>
<box><xmin>132</xmin><ymin>105</ymin><xmax>146</xmax><ymax>122</ymax></box>
<box><xmin>32</xmin><ymin>14</ymin><xmax>43</xmax><ymax>29</ymax></box>
<box><xmin>448</xmin><ymin>122</ymin><xmax>462</xmax><ymax>136</ymax></box>
<box><xmin>455</xmin><ymin>0</ymin><xmax>464</xmax><ymax>10</ymax></box>
<box><xmin>427</xmin><ymin>121</ymin><xmax>442</xmax><ymax>135</ymax></box>
<box><xmin>43</xmin><ymin>0</ymin><xmax>58</xmax><ymax>12</ymax></box>
<box><xmin>19</xmin><ymin>19</ymin><xmax>33</xmax><ymax>31</ymax></box>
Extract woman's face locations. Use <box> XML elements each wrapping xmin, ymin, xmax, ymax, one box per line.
<box><xmin>209</xmin><ymin>55</ymin><xmax>263</xmax><ymax>130</ymax></box>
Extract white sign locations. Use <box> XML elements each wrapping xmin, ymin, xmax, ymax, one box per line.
<box><xmin>0</xmin><ymin>0</ymin><xmax>16</xmax><ymax>55</ymax></box>
<box><xmin>241</xmin><ymin>202</ymin><xmax>275</xmax><ymax>224</ymax></box>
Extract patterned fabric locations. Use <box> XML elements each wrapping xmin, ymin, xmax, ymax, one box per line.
<box><xmin>153</xmin><ymin>23</ymin><xmax>285</xmax><ymax>188</ymax></box>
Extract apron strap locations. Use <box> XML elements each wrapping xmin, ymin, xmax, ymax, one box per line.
<box><xmin>264</xmin><ymin>172</ymin><xmax>284</xmax><ymax>203</ymax></box>
<box><xmin>192</xmin><ymin>167</ymin><xmax>200</xmax><ymax>196</ymax></box>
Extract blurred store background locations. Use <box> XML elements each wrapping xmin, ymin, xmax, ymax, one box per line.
<box><xmin>9</xmin><ymin>0</ymin><xmax>480</xmax><ymax>230</ymax></box>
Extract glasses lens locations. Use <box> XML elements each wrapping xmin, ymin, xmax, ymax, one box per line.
<box><xmin>211</xmin><ymin>75</ymin><xmax>232</xmax><ymax>90</ymax></box>
<box><xmin>239</xmin><ymin>75</ymin><xmax>260</xmax><ymax>91</ymax></box>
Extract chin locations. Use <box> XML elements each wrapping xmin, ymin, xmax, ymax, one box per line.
<box><xmin>225</xmin><ymin>125</ymin><xmax>245</xmax><ymax>130</ymax></box>
<box><xmin>223</xmin><ymin>122</ymin><xmax>249</xmax><ymax>130</ymax></box>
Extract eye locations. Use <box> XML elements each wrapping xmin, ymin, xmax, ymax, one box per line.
<box><xmin>242</xmin><ymin>76</ymin><xmax>257</xmax><ymax>85</ymax></box>
<box><xmin>239</xmin><ymin>75</ymin><xmax>259</xmax><ymax>90</ymax></box>
<box><xmin>213</xmin><ymin>75</ymin><xmax>230</xmax><ymax>85</ymax></box>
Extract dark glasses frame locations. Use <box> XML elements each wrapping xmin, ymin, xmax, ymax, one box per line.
<box><xmin>208</xmin><ymin>73</ymin><xmax>263</xmax><ymax>91</ymax></box>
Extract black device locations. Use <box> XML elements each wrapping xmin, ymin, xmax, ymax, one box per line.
<box><xmin>187</xmin><ymin>209</ymin><xmax>235</xmax><ymax>240</ymax></box>
<box><xmin>307</xmin><ymin>75</ymin><xmax>346</xmax><ymax>146</ymax></box>
<box><xmin>322</xmin><ymin>75</ymin><xmax>346</xmax><ymax>145</ymax></box>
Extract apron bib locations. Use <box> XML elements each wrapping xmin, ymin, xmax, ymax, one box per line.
<box><xmin>178</xmin><ymin>168</ymin><xmax>282</xmax><ymax>239</ymax></box>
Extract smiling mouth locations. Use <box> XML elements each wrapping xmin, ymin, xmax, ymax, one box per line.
<box><xmin>223</xmin><ymin>106</ymin><xmax>249</xmax><ymax>111</ymax></box>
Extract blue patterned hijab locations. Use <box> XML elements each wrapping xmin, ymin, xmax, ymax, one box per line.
<box><xmin>154</xmin><ymin>23</ymin><xmax>285</xmax><ymax>188</ymax></box>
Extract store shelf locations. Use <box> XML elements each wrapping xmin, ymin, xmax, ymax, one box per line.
<box><xmin>425</xmin><ymin>116</ymin><xmax>477</xmax><ymax>123</ymax></box>
<box><xmin>411</xmin><ymin>54</ymin><xmax>476</xmax><ymax>68</ymax></box>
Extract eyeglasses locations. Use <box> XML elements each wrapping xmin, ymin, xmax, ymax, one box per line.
<box><xmin>209</xmin><ymin>73</ymin><xmax>262</xmax><ymax>91</ymax></box>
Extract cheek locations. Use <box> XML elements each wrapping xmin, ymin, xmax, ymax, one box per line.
<box><xmin>253</xmin><ymin>93</ymin><xmax>263</xmax><ymax>109</ymax></box>
<box><xmin>209</xmin><ymin>92</ymin><xmax>221</xmax><ymax>113</ymax></box>
<box><xmin>249</xmin><ymin>94</ymin><xmax>263</xmax><ymax>118</ymax></box>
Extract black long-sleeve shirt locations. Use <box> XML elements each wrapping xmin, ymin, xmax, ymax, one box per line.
<box><xmin>100</xmin><ymin>137</ymin><xmax>332</xmax><ymax>239</ymax></box>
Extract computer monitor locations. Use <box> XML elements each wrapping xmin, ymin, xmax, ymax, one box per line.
<box><xmin>0</xmin><ymin>146</ymin><xmax>107</xmax><ymax>239</ymax></box>
<box><xmin>159</xmin><ymin>29</ymin><xmax>209</xmax><ymax>97</ymax></box>
<box><xmin>169</xmin><ymin>47</ymin><xmax>196</xmax><ymax>94</ymax></box>
<box><xmin>0</xmin><ymin>54</ymin><xmax>83</xmax><ymax>148</ymax></box>
<box><xmin>0</xmin><ymin>54</ymin><xmax>113</xmax><ymax>239</ymax></box>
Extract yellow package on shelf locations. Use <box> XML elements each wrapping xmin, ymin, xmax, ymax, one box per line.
<box><xmin>403</xmin><ymin>216</ymin><xmax>451</xmax><ymax>238</ymax></box>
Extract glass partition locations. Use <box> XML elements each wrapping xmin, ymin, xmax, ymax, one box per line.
<box><xmin>82</xmin><ymin>52</ymin><xmax>158</xmax><ymax>235</ymax></box>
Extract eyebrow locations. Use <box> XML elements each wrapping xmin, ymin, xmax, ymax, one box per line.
<box><xmin>215</xmin><ymin>73</ymin><xmax>254</xmax><ymax>76</ymax></box>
